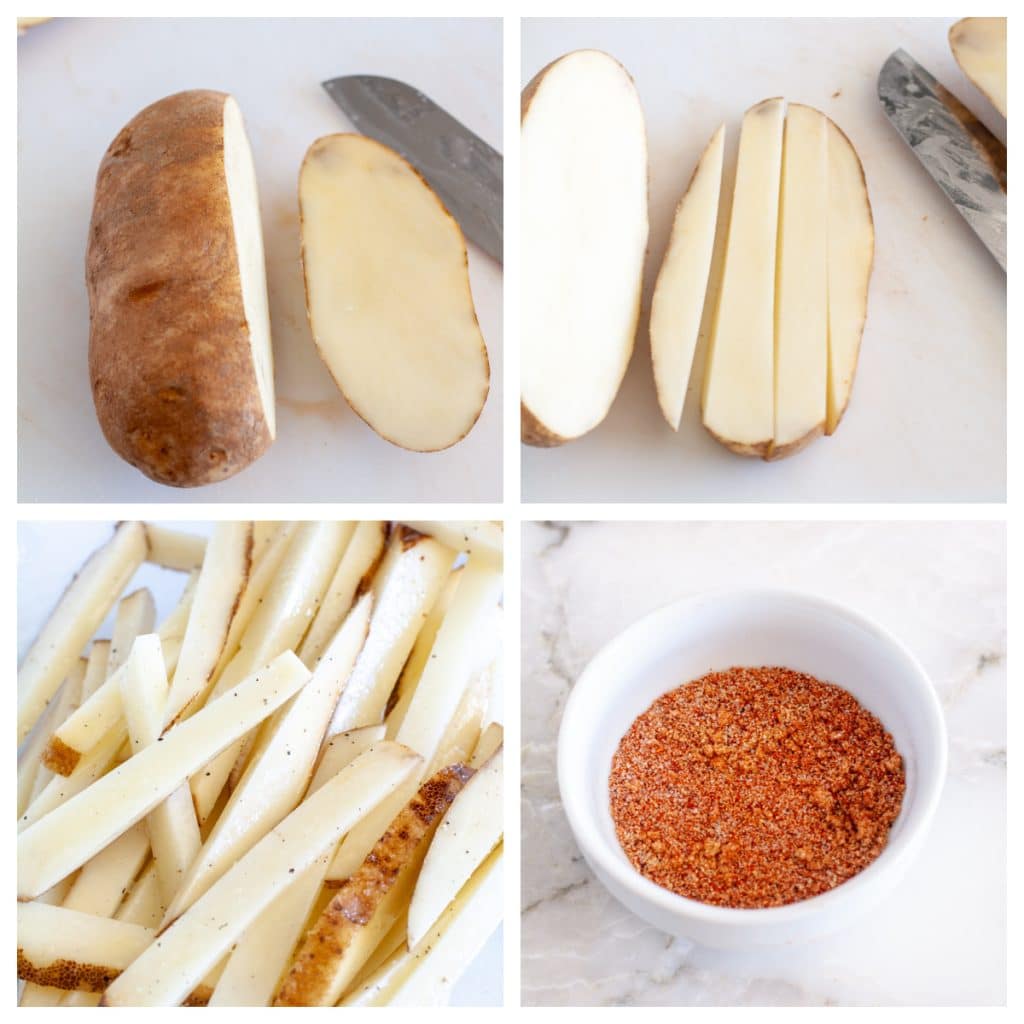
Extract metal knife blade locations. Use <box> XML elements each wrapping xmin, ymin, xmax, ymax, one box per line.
<box><xmin>878</xmin><ymin>49</ymin><xmax>1006</xmax><ymax>271</ymax></box>
<box><xmin>322</xmin><ymin>75</ymin><xmax>503</xmax><ymax>263</ymax></box>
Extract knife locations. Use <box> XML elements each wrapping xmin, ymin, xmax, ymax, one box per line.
<box><xmin>322</xmin><ymin>75</ymin><xmax>503</xmax><ymax>263</ymax></box>
<box><xmin>878</xmin><ymin>49</ymin><xmax>1006</xmax><ymax>271</ymax></box>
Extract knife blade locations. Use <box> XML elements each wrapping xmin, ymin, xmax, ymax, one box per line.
<box><xmin>322</xmin><ymin>75</ymin><xmax>503</xmax><ymax>263</ymax></box>
<box><xmin>878</xmin><ymin>49</ymin><xmax>1006</xmax><ymax>271</ymax></box>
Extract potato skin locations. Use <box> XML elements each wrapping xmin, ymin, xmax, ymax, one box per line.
<box><xmin>87</xmin><ymin>89</ymin><xmax>272</xmax><ymax>487</ymax></box>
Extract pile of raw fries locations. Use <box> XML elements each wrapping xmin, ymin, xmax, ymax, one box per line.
<box><xmin>17</xmin><ymin>521</ymin><xmax>504</xmax><ymax>1006</ymax></box>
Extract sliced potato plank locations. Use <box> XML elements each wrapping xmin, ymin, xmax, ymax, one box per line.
<box><xmin>702</xmin><ymin>98</ymin><xmax>785</xmax><ymax>456</ymax></box>
<box><xmin>771</xmin><ymin>103</ymin><xmax>828</xmax><ymax>458</ymax></box>
<box><xmin>18</xmin><ymin>652</ymin><xmax>309</xmax><ymax>899</ymax></box>
<box><xmin>650</xmin><ymin>123</ymin><xmax>725</xmax><ymax>430</ymax></box>
<box><xmin>300</xmin><ymin>135</ymin><xmax>490</xmax><ymax>452</ymax></box>
<box><xmin>18</xmin><ymin>520</ymin><xmax>147</xmax><ymax>740</ymax></box>
<box><xmin>103</xmin><ymin>742</ymin><xmax>420</xmax><ymax>1006</ymax></box>
<box><xmin>275</xmin><ymin>764</ymin><xmax>472</xmax><ymax>1006</ymax></box>
<box><xmin>949</xmin><ymin>16</ymin><xmax>1007</xmax><ymax>117</ymax></box>
<box><xmin>17</xmin><ymin>902</ymin><xmax>154</xmax><ymax>992</ymax></box>
<box><xmin>521</xmin><ymin>50</ymin><xmax>649</xmax><ymax>444</ymax></box>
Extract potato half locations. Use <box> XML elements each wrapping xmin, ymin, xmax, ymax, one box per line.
<box><xmin>299</xmin><ymin>134</ymin><xmax>489</xmax><ymax>453</ymax></box>
<box><xmin>87</xmin><ymin>90</ymin><xmax>275</xmax><ymax>487</ymax></box>
<box><xmin>520</xmin><ymin>50</ymin><xmax>649</xmax><ymax>446</ymax></box>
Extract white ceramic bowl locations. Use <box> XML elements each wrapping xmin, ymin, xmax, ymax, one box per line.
<box><xmin>557</xmin><ymin>588</ymin><xmax>947</xmax><ymax>949</ymax></box>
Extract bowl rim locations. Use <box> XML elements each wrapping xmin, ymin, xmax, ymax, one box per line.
<box><xmin>556</xmin><ymin>585</ymin><xmax>949</xmax><ymax>927</ymax></box>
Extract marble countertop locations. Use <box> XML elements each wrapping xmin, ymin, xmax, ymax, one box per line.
<box><xmin>521</xmin><ymin>18</ymin><xmax>1005</xmax><ymax>502</ymax></box>
<box><xmin>521</xmin><ymin>521</ymin><xmax>1005</xmax><ymax>1005</ymax></box>
<box><xmin>18</xmin><ymin>18</ymin><xmax>502</xmax><ymax>502</ymax></box>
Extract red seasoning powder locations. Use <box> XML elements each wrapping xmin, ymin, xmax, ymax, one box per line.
<box><xmin>609</xmin><ymin>666</ymin><xmax>905</xmax><ymax>909</ymax></box>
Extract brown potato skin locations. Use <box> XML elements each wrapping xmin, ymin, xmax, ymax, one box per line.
<box><xmin>87</xmin><ymin>89</ymin><xmax>272</xmax><ymax>488</ymax></box>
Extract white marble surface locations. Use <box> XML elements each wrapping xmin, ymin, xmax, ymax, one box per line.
<box><xmin>521</xmin><ymin>18</ymin><xmax>1006</xmax><ymax>502</ymax></box>
<box><xmin>521</xmin><ymin>521</ymin><xmax>1005</xmax><ymax>1005</ymax></box>
<box><xmin>18</xmin><ymin>521</ymin><xmax>501</xmax><ymax>1006</ymax></box>
<box><xmin>18</xmin><ymin>18</ymin><xmax>502</xmax><ymax>502</ymax></box>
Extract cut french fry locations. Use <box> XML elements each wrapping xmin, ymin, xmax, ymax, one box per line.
<box><xmin>470</xmin><ymin>721</ymin><xmax>504</xmax><ymax>768</ymax></box>
<box><xmin>275</xmin><ymin>765</ymin><xmax>472</xmax><ymax>1006</ymax></box>
<box><xmin>121</xmin><ymin>635</ymin><xmax>202</xmax><ymax>906</ymax></box>
<box><xmin>425</xmin><ymin>656</ymin><xmax>493</xmax><ymax>777</ymax></box>
<box><xmin>327</xmin><ymin>560</ymin><xmax>500</xmax><ymax>883</ymax></box>
<box><xmin>299</xmin><ymin>521</ymin><xmax>386</xmax><ymax>666</ymax></box>
<box><xmin>18</xmin><ymin>662</ymin><xmax>85</xmax><ymax>818</ymax></box>
<box><xmin>17</xmin><ymin>902</ymin><xmax>154</xmax><ymax>992</ymax></box>
<box><xmin>41</xmin><ymin>635</ymin><xmax>182</xmax><ymax>776</ymax></box>
<box><xmin>116</xmin><ymin>860</ymin><xmax>164</xmax><ymax>929</ymax></box>
<box><xmin>18</xmin><ymin>652</ymin><xmax>310</xmax><ymax>900</ymax></box>
<box><xmin>107</xmin><ymin>587</ymin><xmax>156</xmax><ymax>677</ymax></box>
<box><xmin>326</xmin><ymin>531</ymin><xmax>454</xmax><ymax>738</ymax></box>
<box><xmin>252</xmin><ymin>521</ymin><xmax>283</xmax><ymax>562</ymax></box>
<box><xmin>343</xmin><ymin>846</ymin><xmax>502</xmax><ymax>1006</ymax></box>
<box><xmin>348</xmin><ymin>912</ymin><xmax>408</xmax><ymax>995</ymax></box>
<box><xmin>61</xmin><ymin>822</ymin><xmax>151</xmax><ymax>918</ymax></box>
<box><xmin>163</xmin><ymin>521</ymin><xmax>253</xmax><ymax>724</ymax></box>
<box><xmin>156</xmin><ymin>570</ymin><xmax>200</xmax><ymax>644</ymax></box>
<box><xmin>144</xmin><ymin>524</ymin><xmax>208</xmax><ymax>571</ymax></box>
<box><xmin>82</xmin><ymin>639</ymin><xmax>111</xmax><ymax>699</ymax></box>
<box><xmin>20</xmin><ymin>982</ymin><xmax>66</xmax><ymax>1006</ymax></box>
<box><xmin>189</xmin><ymin>521</ymin><xmax>351</xmax><ymax>823</ymax></box>
<box><xmin>402</xmin><ymin>521</ymin><xmax>503</xmax><ymax>565</ymax></box>
<box><xmin>20</xmin><ymin>725</ymin><xmax>124</xmax><ymax>832</ymax></box>
<box><xmin>18</xmin><ymin>520</ymin><xmax>148</xmax><ymax>740</ymax></box>
<box><xmin>103</xmin><ymin>742</ymin><xmax>421</xmax><ymax>1006</ymax></box>
<box><xmin>408</xmin><ymin>750</ymin><xmax>502</xmax><ymax>947</ymax></box>
<box><xmin>384</xmin><ymin>567</ymin><xmax>463</xmax><ymax>738</ymax></box>
<box><xmin>165</xmin><ymin>595</ymin><xmax>372</xmax><ymax>923</ymax></box>
<box><xmin>309</xmin><ymin>724</ymin><xmax>386</xmax><ymax>795</ymax></box>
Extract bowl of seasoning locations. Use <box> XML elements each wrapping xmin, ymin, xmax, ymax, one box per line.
<box><xmin>557</xmin><ymin>588</ymin><xmax>947</xmax><ymax>949</ymax></box>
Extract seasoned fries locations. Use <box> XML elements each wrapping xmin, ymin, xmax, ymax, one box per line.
<box><xmin>17</xmin><ymin>521</ymin><xmax>503</xmax><ymax>1006</ymax></box>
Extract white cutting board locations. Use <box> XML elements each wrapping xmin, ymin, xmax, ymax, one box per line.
<box><xmin>522</xmin><ymin>18</ymin><xmax>1006</xmax><ymax>502</ymax></box>
<box><xmin>18</xmin><ymin>18</ymin><xmax>502</xmax><ymax>502</ymax></box>
<box><xmin>17</xmin><ymin>520</ymin><xmax>502</xmax><ymax>1006</ymax></box>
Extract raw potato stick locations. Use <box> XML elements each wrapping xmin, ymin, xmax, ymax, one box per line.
<box><xmin>299</xmin><ymin>135</ymin><xmax>490</xmax><ymax>452</ymax></box>
<box><xmin>702</xmin><ymin>98</ymin><xmax>785</xmax><ymax>456</ymax></box>
<box><xmin>120</xmin><ymin>635</ymin><xmax>202</xmax><ymax>906</ymax></box>
<box><xmin>650</xmin><ymin>123</ymin><xmax>726</xmax><ymax>430</ymax></box>
<box><xmin>408</xmin><ymin>749</ymin><xmax>503</xmax><ymax>946</ymax></box>
<box><xmin>299</xmin><ymin>521</ymin><xmax>386</xmax><ymax>666</ymax></box>
<box><xmin>102</xmin><ymin>743</ymin><xmax>421</xmax><ymax>1006</ymax></box>
<box><xmin>17</xmin><ymin>652</ymin><xmax>309</xmax><ymax>899</ymax></box>
<box><xmin>17</xmin><ymin>903</ymin><xmax>155</xmax><ymax>993</ymax></box>
<box><xmin>521</xmin><ymin>50</ymin><xmax>648</xmax><ymax>445</ymax></box>
<box><xmin>87</xmin><ymin>90</ymin><xmax>275</xmax><ymax>487</ymax></box>
<box><xmin>144</xmin><ymin>525</ymin><xmax>207</xmax><ymax>571</ymax></box>
<box><xmin>106</xmin><ymin>587</ymin><xmax>156</xmax><ymax>676</ymax></box>
<box><xmin>18</xmin><ymin>521</ymin><xmax>147</xmax><ymax>741</ymax></box>
<box><xmin>81</xmin><ymin>639</ymin><xmax>111</xmax><ymax>700</ymax></box>
<box><xmin>402</xmin><ymin>521</ymin><xmax>503</xmax><ymax>565</ymax></box>
<box><xmin>163</xmin><ymin>521</ymin><xmax>253</xmax><ymax>723</ymax></box>
<box><xmin>274</xmin><ymin>764</ymin><xmax>472</xmax><ymax>1006</ymax></box>
<box><xmin>771</xmin><ymin>103</ymin><xmax>828</xmax><ymax>458</ymax></box>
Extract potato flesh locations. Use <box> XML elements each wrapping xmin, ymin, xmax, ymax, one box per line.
<box><xmin>703</xmin><ymin>98</ymin><xmax>784</xmax><ymax>454</ymax></box>
<box><xmin>950</xmin><ymin>17</ymin><xmax>1006</xmax><ymax>117</ymax></box>
<box><xmin>521</xmin><ymin>50</ymin><xmax>648</xmax><ymax>441</ymax></box>
<box><xmin>826</xmin><ymin>121</ymin><xmax>874</xmax><ymax>434</ymax></box>
<box><xmin>299</xmin><ymin>135</ymin><xmax>488</xmax><ymax>452</ymax></box>
<box><xmin>650</xmin><ymin>124</ymin><xmax>725</xmax><ymax>430</ymax></box>
<box><xmin>773</xmin><ymin>104</ymin><xmax>828</xmax><ymax>453</ymax></box>
<box><xmin>223</xmin><ymin>97</ymin><xmax>275</xmax><ymax>438</ymax></box>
